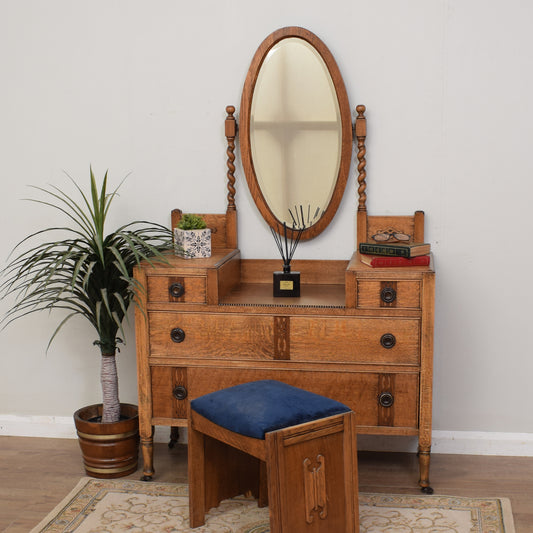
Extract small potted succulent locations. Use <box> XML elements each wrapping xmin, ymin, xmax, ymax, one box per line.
<box><xmin>174</xmin><ymin>213</ymin><xmax>211</xmax><ymax>259</ymax></box>
<box><xmin>0</xmin><ymin>168</ymin><xmax>173</xmax><ymax>477</ymax></box>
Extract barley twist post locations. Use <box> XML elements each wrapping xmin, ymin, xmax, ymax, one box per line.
<box><xmin>225</xmin><ymin>105</ymin><xmax>237</xmax><ymax>211</ymax></box>
<box><xmin>355</xmin><ymin>105</ymin><xmax>367</xmax><ymax>212</ymax></box>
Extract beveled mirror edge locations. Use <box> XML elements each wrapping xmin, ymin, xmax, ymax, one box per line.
<box><xmin>239</xmin><ymin>26</ymin><xmax>353</xmax><ymax>241</ymax></box>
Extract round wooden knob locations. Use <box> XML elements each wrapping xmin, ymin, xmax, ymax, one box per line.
<box><xmin>380</xmin><ymin>333</ymin><xmax>396</xmax><ymax>349</ymax></box>
<box><xmin>380</xmin><ymin>287</ymin><xmax>397</xmax><ymax>303</ymax></box>
<box><xmin>170</xmin><ymin>327</ymin><xmax>185</xmax><ymax>343</ymax></box>
<box><xmin>378</xmin><ymin>392</ymin><xmax>394</xmax><ymax>408</ymax></box>
<box><xmin>169</xmin><ymin>282</ymin><xmax>185</xmax><ymax>298</ymax></box>
<box><xmin>172</xmin><ymin>385</ymin><xmax>188</xmax><ymax>400</ymax></box>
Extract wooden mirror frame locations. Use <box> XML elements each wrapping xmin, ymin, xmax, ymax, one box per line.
<box><xmin>239</xmin><ymin>27</ymin><xmax>353</xmax><ymax>240</ymax></box>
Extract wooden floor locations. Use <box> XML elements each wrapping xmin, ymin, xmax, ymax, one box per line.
<box><xmin>1</xmin><ymin>436</ymin><xmax>532</xmax><ymax>532</ymax></box>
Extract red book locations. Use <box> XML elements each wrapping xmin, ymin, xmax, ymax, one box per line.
<box><xmin>360</xmin><ymin>254</ymin><xmax>430</xmax><ymax>268</ymax></box>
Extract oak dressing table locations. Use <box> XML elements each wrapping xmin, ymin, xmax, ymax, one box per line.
<box><xmin>134</xmin><ymin>27</ymin><xmax>435</xmax><ymax>493</ymax></box>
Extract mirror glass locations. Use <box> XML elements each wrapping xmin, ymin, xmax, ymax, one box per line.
<box><xmin>251</xmin><ymin>38</ymin><xmax>341</xmax><ymax>227</ymax></box>
<box><xmin>240</xmin><ymin>27</ymin><xmax>352</xmax><ymax>240</ymax></box>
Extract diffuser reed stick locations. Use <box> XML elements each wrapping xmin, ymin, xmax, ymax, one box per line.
<box><xmin>270</xmin><ymin>222</ymin><xmax>304</xmax><ymax>273</ymax></box>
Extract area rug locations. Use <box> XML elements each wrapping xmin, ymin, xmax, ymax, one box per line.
<box><xmin>31</xmin><ymin>478</ymin><xmax>515</xmax><ymax>533</ymax></box>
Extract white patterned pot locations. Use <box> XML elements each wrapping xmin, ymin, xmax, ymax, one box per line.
<box><xmin>174</xmin><ymin>227</ymin><xmax>211</xmax><ymax>259</ymax></box>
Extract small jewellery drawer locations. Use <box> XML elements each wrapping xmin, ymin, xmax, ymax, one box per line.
<box><xmin>148</xmin><ymin>312</ymin><xmax>275</xmax><ymax>360</ymax></box>
<box><xmin>150</xmin><ymin>366</ymin><xmax>188</xmax><ymax>419</ymax></box>
<box><xmin>356</xmin><ymin>280</ymin><xmax>421</xmax><ymax>309</ymax></box>
<box><xmin>290</xmin><ymin>317</ymin><xmax>420</xmax><ymax>365</ymax></box>
<box><xmin>187</xmin><ymin>367</ymin><xmax>419</xmax><ymax>430</ymax></box>
<box><xmin>146</xmin><ymin>275</ymin><xmax>206</xmax><ymax>303</ymax></box>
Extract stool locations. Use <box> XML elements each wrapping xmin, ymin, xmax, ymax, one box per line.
<box><xmin>188</xmin><ymin>380</ymin><xmax>359</xmax><ymax>532</ymax></box>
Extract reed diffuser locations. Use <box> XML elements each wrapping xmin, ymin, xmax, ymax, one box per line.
<box><xmin>271</xmin><ymin>205</ymin><xmax>322</xmax><ymax>297</ymax></box>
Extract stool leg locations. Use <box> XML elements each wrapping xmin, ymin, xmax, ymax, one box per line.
<box><xmin>344</xmin><ymin>411</ymin><xmax>359</xmax><ymax>532</ymax></box>
<box><xmin>188</xmin><ymin>422</ymin><xmax>207</xmax><ymax>528</ymax></box>
<box><xmin>258</xmin><ymin>461</ymin><xmax>269</xmax><ymax>508</ymax></box>
<box><xmin>188</xmin><ymin>413</ymin><xmax>264</xmax><ymax>528</ymax></box>
<box><xmin>265</xmin><ymin>412</ymin><xmax>359</xmax><ymax>533</ymax></box>
<box><xmin>203</xmin><ymin>436</ymin><xmax>261</xmax><ymax>506</ymax></box>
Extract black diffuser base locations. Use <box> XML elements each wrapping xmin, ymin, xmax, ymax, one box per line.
<box><xmin>273</xmin><ymin>271</ymin><xmax>300</xmax><ymax>297</ymax></box>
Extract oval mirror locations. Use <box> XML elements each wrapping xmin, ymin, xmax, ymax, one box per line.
<box><xmin>240</xmin><ymin>27</ymin><xmax>352</xmax><ymax>240</ymax></box>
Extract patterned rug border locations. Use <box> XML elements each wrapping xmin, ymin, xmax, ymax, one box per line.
<box><xmin>31</xmin><ymin>477</ymin><xmax>516</xmax><ymax>533</ymax></box>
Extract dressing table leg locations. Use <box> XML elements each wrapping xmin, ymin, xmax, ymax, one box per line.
<box><xmin>417</xmin><ymin>445</ymin><xmax>433</xmax><ymax>494</ymax></box>
<box><xmin>168</xmin><ymin>426</ymin><xmax>180</xmax><ymax>449</ymax></box>
<box><xmin>140</xmin><ymin>428</ymin><xmax>155</xmax><ymax>481</ymax></box>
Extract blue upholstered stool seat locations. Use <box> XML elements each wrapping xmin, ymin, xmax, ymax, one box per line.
<box><xmin>190</xmin><ymin>379</ymin><xmax>351</xmax><ymax>440</ymax></box>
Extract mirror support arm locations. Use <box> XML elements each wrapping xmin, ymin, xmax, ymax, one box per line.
<box><xmin>355</xmin><ymin>105</ymin><xmax>367</xmax><ymax>212</ymax></box>
<box><xmin>225</xmin><ymin>105</ymin><xmax>238</xmax><ymax>249</ymax></box>
<box><xmin>225</xmin><ymin>105</ymin><xmax>237</xmax><ymax>212</ymax></box>
<box><xmin>355</xmin><ymin>105</ymin><xmax>368</xmax><ymax>246</ymax></box>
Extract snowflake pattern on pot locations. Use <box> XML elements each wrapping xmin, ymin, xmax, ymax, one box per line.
<box><xmin>174</xmin><ymin>228</ymin><xmax>211</xmax><ymax>259</ymax></box>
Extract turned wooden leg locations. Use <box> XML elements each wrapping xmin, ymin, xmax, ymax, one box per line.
<box><xmin>418</xmin><ymin>445</ymin><xmax>433</xmax><ymax>494</ymax></box>
<box><xmin>140</xmin><ymin>427</ymin><xmax>155</xmax><ymax>481</ymax></box>
<box><xmin>168</xmin><ymin>426</ymin><xmax>180</xmax><ymax>449</ymax></box>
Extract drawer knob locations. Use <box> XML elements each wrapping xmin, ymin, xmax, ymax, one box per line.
<box><xmin>169</xmin><ymin>282</ymin><xmax>185</xmax><ymax>298</ymax></box>
<box><xmin>172</xmin><ymin>385</ymin><xmax>188</xmax><ymax>400</ymax></box>
<box><xmin>380</xmin><ymin>287</ymin><xmax>397</xmax><ymax>303</ymax></box>
<box><xmin>170</xmin><ymin>327</ymin><xmax>186</xmax><ymax>343</ymax></box>
<box><xmin>380</xmin><ymin>333</ymin><xmax>396</xmax><ymax>349</ymax></box>
<box><xmin>378</xmin><ymin>391</ymin><xmax>394</xmax><ymax>408</ymax></box>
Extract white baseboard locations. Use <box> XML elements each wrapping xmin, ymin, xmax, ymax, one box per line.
<box><xmin>357</xmin><ymin>430</ymin><xmax>533</xmax><ymax>456</ymax></box>
<box><xmin>431</xmin><ymin>430</ymin><xmax>533</xmax><ymax>456</ymax></box>
<box><xmin>0</xmin><ymin>415</ymin><xmax>77</xmax><ymax>439</ymax></box>
<box><xmin>0</xmin><ymin>415</ymin><xmax>178</xmax><ymax>443</ymax></box>
<box><xmin>2</xmin><ymin>415</ymin><xmax>533</xmax><ymax>457</ymax></box>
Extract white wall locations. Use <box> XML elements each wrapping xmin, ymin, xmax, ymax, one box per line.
<box><xmin>1</xmin><ymin>1</ymin><xmax>532</xmax><ymax>446</ymax></box>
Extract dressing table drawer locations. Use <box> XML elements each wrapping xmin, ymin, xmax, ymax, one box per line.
<box><xmin>147</xmin><ymin>275</ymin><xmax>206</xmax><ymax>303</ymax></box>
<box><xmin>150</xmin><ymin>366</ymin><xmax>188</xmax><ymax>420</ymax></box>
<box><xmin>187</xmin><ymin>367</ymin><xmax>419</xmax><ymax>430</ymax></box>
<box><xmin>148</xmin><ymin>312</ymin><xmax>275</xmax><ymax>360</ymax></box>
<box><xmin>148</xmin><ymin>312</ymin><xmax>420</xmax><ymax>364</ymax></box>
<box><xmin>290</xmin><ymin>317</ymin><xmax>420</xmax><ymax>365</ymax></box>
<box><xmin>356</xmin><ymin>280</ymin><xmax>421</xmax><ymax>309</ymax></box>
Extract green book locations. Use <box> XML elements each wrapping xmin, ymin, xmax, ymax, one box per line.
<box><xmin>359</xmin><ymin>242</ymin><xmax>431</xmax><ymax>258</ymax></box>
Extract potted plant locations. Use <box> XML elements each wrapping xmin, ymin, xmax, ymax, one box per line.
<box><xmin>0</xmin><ymin>168</ymin><xmax>173</xmax><ymax>478</ymax></box>
<box><xmin>174</xmin><ymin>213</ymin><xmax>211</xmax><ymax>258</ymax></box>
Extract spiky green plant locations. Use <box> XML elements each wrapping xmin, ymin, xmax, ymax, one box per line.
<box><xmin>0</xmin><ymin>169</ymin><xmax>173</xmax><ymax>423</ymax></box>
<box><xmin>177</xmin><ymin>213</ymin><xmax>207</xmax><ymax>230</ymax></box>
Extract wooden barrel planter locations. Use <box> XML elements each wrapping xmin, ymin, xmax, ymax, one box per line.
<box><xmin>74</xmin><ymin>403</ymin><xmax>139</xmax><ymax>478</ymax></box>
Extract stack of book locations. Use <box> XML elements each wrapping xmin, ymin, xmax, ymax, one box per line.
<box><xmin>359</xmin><ymin>242</ymin><xmax>431</xmax><ymax>268</ymax></box>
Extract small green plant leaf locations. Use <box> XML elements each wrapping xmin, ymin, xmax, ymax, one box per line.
<box><xmin>177</xmin><ymin>213</ymin><xmax>207</xmax><ymax>230</ymax></box>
